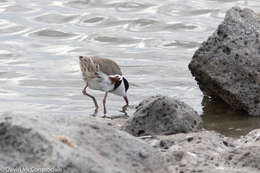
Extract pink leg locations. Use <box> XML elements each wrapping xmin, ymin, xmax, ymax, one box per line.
<box><xmin>103</xmin><ymin>92</ymin><xmax>108</xmax><ymax>115</ymax></box>
<box><xmin>124</xmin><ymin>96</ymin><xmax>129</xmax><ymax>105</ymax></box>
<box><xmin>82</xmin><ymin>84</ymin><xmax>98</xmax><ymax>115</ymax></box>
<box><xmin>82</xmin><ymin>84</ymin><xmax>88</xmax><ymax>95</ymax></box>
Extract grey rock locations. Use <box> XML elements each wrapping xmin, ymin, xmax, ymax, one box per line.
<box><xmin>189</xmin><ymin>7</ymin><xmax>260</xmax><ymax>116</ymax></box>
<box><xmin>237</xmin><ymin>129</ymin><xmax>260</xmax><ymax>146</ymax></box>
<box><xmin>221</xmin><ymin>146</ymin><xmax>260</xmax><ymax>172</ymax></box>
<box><xmin>143</xmin><ymin>130</ymin><xmax>260</xmax><ymax>173</ymax></box>
<box><xmin>0</xmin><ymin>113</ymin><xmax>169</xmax><ymax>173</ymax></box>
<box><xmin>220</xmin><ymin>129</ymin><xmax>260</xmax><ymax>172</ymax></box>
<box><xmin>143</xmin><ymin>130</ymin><xmax>235</xmax><ymax>173</ymax></box>
<box><xmin>219</xmin><ymin>129</ymin><xmax>260</xmax><ymax>172</ymax></box>
<box><xmin>123</xmin><ymin>95</ymin><xmax>203</xmax><ymax>136</ymax></box>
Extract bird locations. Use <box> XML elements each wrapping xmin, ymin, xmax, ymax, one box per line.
<box><xmin>79</xmin><ymin>56</ymin><xmax>129</xmax><ymax>116</ymax></box>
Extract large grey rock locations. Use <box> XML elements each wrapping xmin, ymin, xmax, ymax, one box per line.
<box><xmin>0</xmin><ymin>113</ymin><xmax>169</xmax><ymax>173</ymax></box>
<box><xmin>189</xmin><ymin>7</ymin><xmax>260</xmax><ymax>116</ymax></box>
<box><xmin>123</xmin><ymin>95</ymin><xmax>203</xmax><ymax>136</ymax></box>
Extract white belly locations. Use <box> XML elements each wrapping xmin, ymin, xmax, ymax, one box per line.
<box><xmin>88</xmin><ymin>75</ymin><xmax>114</xmax><ymax>92</ymax></box>
<box><xmin>86</xmin><ymin>72</ymin><xmax>126</xmax><ymax>97</ymax></box>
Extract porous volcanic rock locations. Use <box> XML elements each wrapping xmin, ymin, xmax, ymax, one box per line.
<box><xmin>221</xmin><ymin>146</ymin><xmax>260</xmax><ymax>172</ymax></box>
<box><xmin>142</xmin><ymin>130</ymin><xmax>260</xmax><ymax>173</ymax></box>
<box><xmin>123</xmin><ymin>95</ymin><xmax>203</xmax><ymax>136</ymax></box>
<box><xmin>0</xmin><ymin>113</ymin><xmax>169</xmax><ymax>173</ymax></box>
<box><xmin>189</xmin><ymin>7</ymin><xmax>260</xmax><ymax>116</ymax></box>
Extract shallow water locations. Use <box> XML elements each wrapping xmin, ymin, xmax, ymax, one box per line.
<box><xmin>0</xmin><ymin>0</ymin><xmax>259</xmax><ymax>137</ymax></box>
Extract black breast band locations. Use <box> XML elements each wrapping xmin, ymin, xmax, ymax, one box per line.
<box><xmin>113</xmin><ymin>79</ymin><xmax>122</xmax><ymax>91</ymax></box>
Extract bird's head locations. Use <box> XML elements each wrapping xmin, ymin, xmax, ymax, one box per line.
<box><xmin>109</xmin><ymin>75</ymin><xmax>129</xmax><ymax>93</ymax></box>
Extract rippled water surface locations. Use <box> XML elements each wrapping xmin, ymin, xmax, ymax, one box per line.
<box><xmin>0</xmin><ymin>0</ymin><xmax>259</xmax><ymax>137</ymax></box>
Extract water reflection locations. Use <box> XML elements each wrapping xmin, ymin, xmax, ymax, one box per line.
<box><xmin>114</xmin><ymin>2</ymin><xmax>151</xmax><ymax>12</ymax></box>
<box><xmin>35</xmin><ymin>13</ymin><xmax>78</xmax><ymax>24</ymax></box>
<box><xmin>64</xmin><ymin>0</ymin><xmax>90</xmax><ymax>9</ymax></box>
<box><xmin>29</xmin><ymin>29</ymin><xmax>77</xmax><ymax>39</ymax></box>
<box><xmin>202</xmin><ymin>96</ymin><xmax>260</xmax><ymax>137</ymax></box>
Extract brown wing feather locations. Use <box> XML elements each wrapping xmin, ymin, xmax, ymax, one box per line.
<box><xmin>92</xmin><ymin>56</ymin><xmax>122</xmax><ymax>75</ymax></box>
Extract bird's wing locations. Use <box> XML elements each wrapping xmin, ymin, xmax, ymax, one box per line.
<box><xmin>93</xmin><ymin>57</ymin><xmax>122</xmax><ymax>76</ymax></box>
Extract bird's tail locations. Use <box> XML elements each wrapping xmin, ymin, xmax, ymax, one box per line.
<box><xmin>79</xmin><ymin>56</ymin><xmax>100</xmax><ymax>79</ymax></box>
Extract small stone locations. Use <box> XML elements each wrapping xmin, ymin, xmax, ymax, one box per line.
<box><xmin>186</xmin><ymin>136</ymin><xmax>194</xmax><ymax>142</ymax></box>
<box><xmin>159</xmin><ymin>140</ymin><xmax>169</xmax><ymax>149</ymax></box>
<box><xmin>223</xmin><ymin>141</ymin><xmax>228</xmax><ymax>146</ymax></box>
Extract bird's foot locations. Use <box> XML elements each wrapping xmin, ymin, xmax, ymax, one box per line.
<box><xmin>119</xmin><ymin>112</ymin><xmax>129</xmax><ymax>117</ymax></box>
<box><xmin>120</xmin><ymin>105</ymin><xmax>129</xmax><ymax>117</ymax></box>
<box><xmin>101</xmin><ymin>114</ymin><xmax>110</xmax><ymax>119</ymax></box>
<box><xmin>122</xmin><ymin>104</ymin><xmax>128</xmax><ymax>112</ymax></box>
<box><xmin>91</xmin><ymin>108</ymin><xmax>98</xmax><ymax>117</ymax></box>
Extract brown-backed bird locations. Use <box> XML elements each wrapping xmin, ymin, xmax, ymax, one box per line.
<box><xmin>79</xmin><ymin>56</ymin><xmax>129</xmax><ymax>116</ymax></box>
